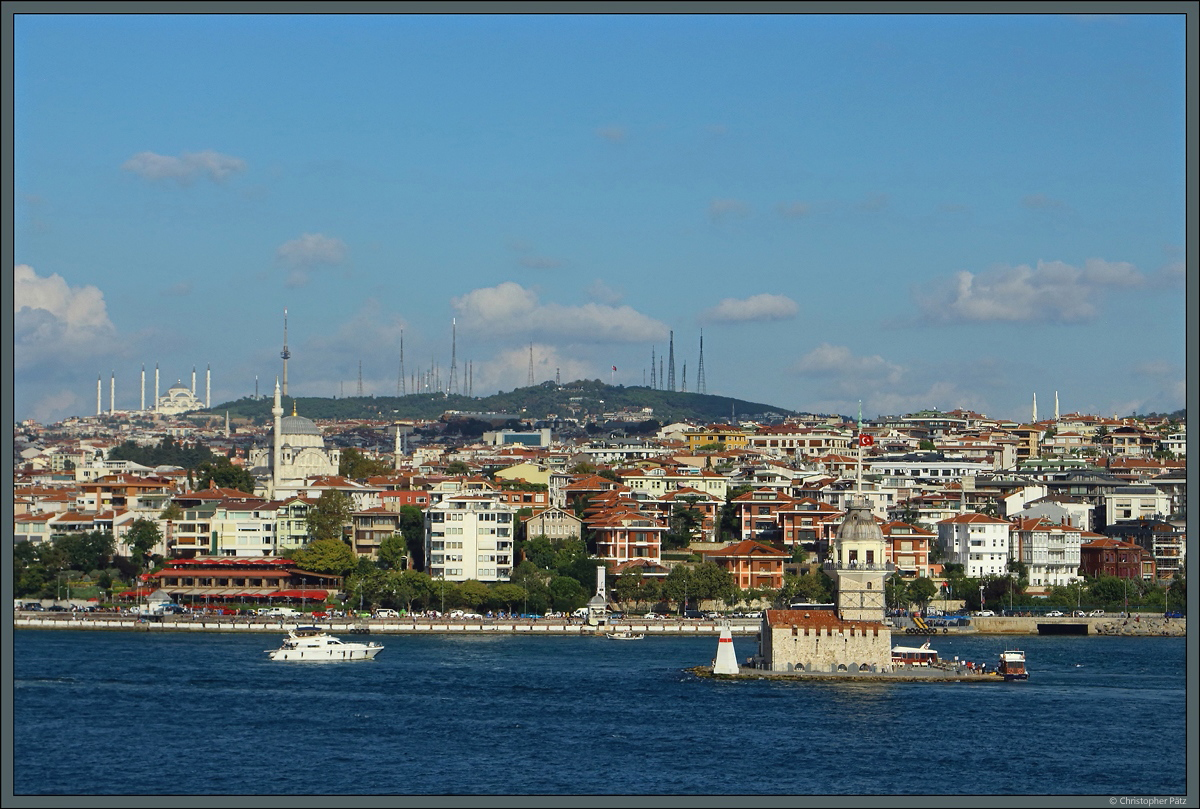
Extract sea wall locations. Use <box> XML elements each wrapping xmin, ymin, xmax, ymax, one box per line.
<box><xmin>967</xmin><ymin>615</ymin><xmax>1185</xmax><ymax>637</ymax></box>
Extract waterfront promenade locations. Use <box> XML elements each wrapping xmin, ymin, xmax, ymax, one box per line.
<box><xmin>13</xmin><ymin>612</ymin><xmax>1183</xmax><ymax>636</ymax></box>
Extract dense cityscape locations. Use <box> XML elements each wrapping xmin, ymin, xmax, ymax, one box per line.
<box><xmin>12</xmin><ymin>374</ymin><xmax>1187</xmax><ymax>620</ymax></box>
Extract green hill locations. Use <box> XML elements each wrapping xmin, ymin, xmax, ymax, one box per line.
<box><xmin>202</xmin><ymin>379</ymin><xmax>800</xmax><ymax>426</ymax></box>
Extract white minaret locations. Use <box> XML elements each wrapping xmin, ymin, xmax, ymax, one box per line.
<box><xmin>109</xmin><ymin>372</ymin><xmax>115</xmax><ymax>413</ymax></box>
<box><xmin>206</xmin><ymin>364</ymin><xmax>211</xmax><ymax>408</ymax></box>
<box><xmin>271</xmin><ymin>378</ymin><xmax>284</xmax><ymax>497</ymax></box>
<box><xmin>1055</xmin><ymin>391</ymin><xmax>1060</xmax><ymax>421</ymax></box>
<box><xmin>191</xmin><ymin>366</ymin><xmax>196</xmax><ymax>395</ymax></box>
<box><xmin>225</xmin><ymin>410</ymin><xmax>230</xmax><ymax>438</ymax></box>
<box><xmin>96</xmin><ymin>375</ymin><xmax>102</xmax><ymax>416</ymax></box>
<box><xmin>154</xmin><ymin>364</ymin><xmax>160</xmax><ymax>413</ymax></box>
<box><xmin>1032</xmin><ymin>392</ymin><xmax>1038</xmax><ymax>423</ymax></box>
<box><xmin>140</xmin><ymin>364</ymin><xmax>146</xmax><ymax>411</ymax></box>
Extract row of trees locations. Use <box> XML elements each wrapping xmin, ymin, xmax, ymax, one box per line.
<box><xmin>12</xmin><ymin>518</ymin><xmax>165</xmax><ymax>599</ymax></box>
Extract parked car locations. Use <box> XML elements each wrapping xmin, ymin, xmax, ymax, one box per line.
<box><xmin>1046</xmin><ymin>610</ymin><xmax>1065</xmax><ymax>617</ymax></box>
<box><xmin>1088</xmin><ymin>609</ymin><xmax>1106</xmax><ymax>617</ymax></box>
<box><xmin>974</xmin><ymin>610</ymin><xmax>995</xmax><ymax>617</ymax></box>
<box><xmin>373</xmin><ymin>609</ymin><xmax>400</xmax><ymax>619</ymax></box>
<box><xmin>643</xmin><ymin>612</ymin><xmax>663</xmax><ymax>620</ymax></box>
<box><xmin>682</xmin><ymin>609</ymin><xmax>703</xmax><ymax>619</ymax></box>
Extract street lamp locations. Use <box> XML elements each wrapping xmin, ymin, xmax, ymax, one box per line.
<box><xmin>978</xmin><ymin>583</ymin><xmax>984</xmax><ymax>612</ymax></box>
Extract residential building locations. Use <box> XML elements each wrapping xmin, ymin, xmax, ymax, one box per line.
<box><xmin>702</xmin><ymin>540</ymin><xmax>789</xmax><ymax>590</ymax></box>
<box><xmin>425</xmin><ymin>494</ymin><xmax>515</xmax><ymax>583</ymax></box>
<box><xmin>937</xmin><ymin>513</ymin><xmax>1012</xmax><ymax>578</ymax></box>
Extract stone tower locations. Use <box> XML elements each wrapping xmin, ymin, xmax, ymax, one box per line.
<box><xmin>832</xmin><ymin>495</ymin><xmax>888</xmax><ymax>623</ymax></box>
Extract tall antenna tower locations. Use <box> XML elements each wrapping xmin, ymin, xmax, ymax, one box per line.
<box><xmin>667</xmin><ymin>330</ymin><xmax>675</xmax><ymax>391</ymax></box>
<box><xmin>357</xmin><ymin>360</ymin><xmax>363</xmax><ymax>396</ymax></box>
<box><xmin>468</xmin><ymin>361</ymin><xmax>473</xmax><ymax>397</ymax></box>
<box><xmin>556</xmin><ymin>367</ymin><xmax>560</xmax><ymax>386</ymax></box>
<box><xmin>697</xmin><ymin>329</ymin><xmax>706</xmax><ymax>394</ymax></box>
<box><xmin>398</xmin><ymin>329</ymin><xmax>405</xmax><ymax>396</ymax></box>
<box><xmin>650</xmin><ymin>347</ymin><xmax>656</xmax><ymax>389</ymax></box>
<box><xmin>449</xmin><ymin>318</ymin><xmax>458</xmax><ymax>395</ymax></box>
<box><xmin>681</xmin><ymin>363</ymin><xmax>687</xmax><ymax>393</ymax></box>
<box><xmin>527</xmin><ymin>342</ymin><xmax>534</xmax><ymax>386</ymax></box>
<box><xmin>280</xmin><ymin>308</ymin><xmax>291</xmax><ymax>397</ymax></box>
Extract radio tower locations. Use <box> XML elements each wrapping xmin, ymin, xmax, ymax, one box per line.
<box><xmin>398</xmin><ymin>330</ymin><xmax>406</xmax><ymax>396</ymax></box>
<box><xmin>650</xmin><ymin>347</ymin><xmax>656</xmax><ymax>389</ymax></box>
<box><xmin>527</xmin><ymin>342</ymin><xmax>534</xmax><ymax>386</ymax></box>
<box><xmin>280</xmin><ymin>308</ymin><xmax>291</xmax><ymax>397</ymax></box>
<box><xmin>681</xmin><ymin>363</ymin><xmax>687</xmax><ymax>393</ymax></box>
<box><xmin>449</xmin><ymin>319</ymin><xmax>458</xmax><ymax>395</ymax></box>
<box><xmin>697</xmin><ymin>329</ymin><xmax>706</xmax><ymax>394</ymax></box>
<box><xmin>357</xmin><ymin>360</ymin><xmax>363</xmax><ymax>396</ymax></box>
<box><xmin>667</xmin><ymin>330</ymin><xmax>676</xmax><ymax>391</ymax></box>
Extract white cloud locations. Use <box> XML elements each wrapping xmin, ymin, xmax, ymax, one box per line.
<box><xmin>708</xmin><ymin>198</ymin><xmax>750</xmax><ymax>222</ymax></box>
<box><xmin>703</xmin><ymin>294</ymin><xmax>799</xmax><ymax>324</ymax></box>
<box><xmin>275</xmin><ymin>233</ymin><xmax>348</xmax><ymax>287</ymax></box>
<box><xmin>914</xmin><ymin>258</ymin><xmax>1148</xmax><ymax>324</ymax></box>
<box><xmin>14</xmin><ymin>264</ymin><xmax>119</xmax><ymax>372</ymax></box>
<box><xmin>451</xmin><ymin>282</ymin><xmax>666</xmax><ymax>343</ymax></box>
<box><xmin>122</xmin><ymin>150</ymin><xmax>246</xmax><ymax>183</ymax></box>
<box><xmin>29</xmin><ymin>390</ymin><xmax>84</xmax><ymax>425</ymax></box>
<box><xmin>473</xmin><ymin>344</ymin><xmax>594</xmax><ymax>392</ymax></box>
<box><xmin>792</xmin><ymin>343</ymin><xmax>903</xmax><ymax>388</ymax></box>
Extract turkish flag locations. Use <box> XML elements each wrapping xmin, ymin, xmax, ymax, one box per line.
<box><xmin>859</xmin><ymin>434</ymin><xmax>875</xmax><ymax>447</ymax></box>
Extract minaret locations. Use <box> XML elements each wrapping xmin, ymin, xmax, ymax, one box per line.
<box><xmin>280</xmin><ymin>308</ymin><xmax>291</xmax><ymax>397</ymax></box>
<box><xmin>697</xmin><ymin>329</ymin><xmax>706</xmax><ymax>395</ymax></box>
<box><xmin>110</xmin><ymin>372</ymin><xmax>115</xmax><ymax>413</ymax></box>
<box><xmin>206</xmin><ymin>364</ymin><xmax>211</xmax><ymax>408</ymax></box>
<box><xmin>225</xmin><ymin>410</ymin><xmax>230</xmax><ymax>438</ymax></box>
<box><xmin>191</xmin><ymin>366</ymin><xmax>196</xmax><ymax>396</ymax></box>
<box><xmin>1055</xmin><ymin>391</ymin><xmax>1060</xmax><ymax>421</ymax></box>
<box><xmin>271</xmin><ymin>378</ymin><xmax>284</xmax><ymax>497</ymax></box>
<box><xmin>97</xmin><ymin>375</ymin><xmax>102</xmax><ymax>416</ymax></box>
<box><xmin>140</xmin><ymin>364</ymin><xmax>146</xmax><ymax>411</ymax></box>
<box><xmin>1032</xmin><ymin>392</ymin><xmax>1038</xmax><ymax>423</ymax></box>
<box><xmin>527</xmin><ymin>342</ymin><xmax>534</xmax><ymax>387</ymax></box>
<box><xmin>667</xmin><ymin>330</ymin><xmax>676</xmax><ymax>391</ymax></box>
<box><xmin>154</xmin><ymin>364</ymin><xmax>160</xmax><ymax>413</ymax></box>
<box><xmin>449</xmin><ymin>319</ymin><xmax>458</xmax><ymax>395</ymax></box>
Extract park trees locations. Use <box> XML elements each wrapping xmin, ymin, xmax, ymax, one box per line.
<box><xmin>338</xmin><ymin>448</ymin><xmax>395</xmax><ymax>480</ymax></box>
<box><xmin>377</xmin><ymin>534</ymin><xmax>408</xmax><ymax>571</ymax></box>
<box><xmin>290</xmin><ymin>538</ymin><xmax>358</xmax><ymax>577</ymax></box>
<box><xmin>195</xmin><ymin>456</ymin><xmax>258</xmax><ymax>494</ymax></box>
<box><xmin>122</xmin><ymin>519</ymin><xmax>161</xmax><ymax>572</ymax></box>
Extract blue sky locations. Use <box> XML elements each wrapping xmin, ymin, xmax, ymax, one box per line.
<box><xmin>13</xmin><ymin>13</ymin><xmax>1187</xmax><ymax>425</ymax></box>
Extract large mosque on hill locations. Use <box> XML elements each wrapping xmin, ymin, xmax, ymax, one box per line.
<box><xmin>247</xmin><ymin>380</ymin><xmax>340</xmax><ymax>499</ymax></box>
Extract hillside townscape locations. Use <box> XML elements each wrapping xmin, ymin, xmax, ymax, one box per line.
<box><xmin>12</xmin><ymin>380</ymin><xmax>1187</xmax><ymax>619</ymax></box>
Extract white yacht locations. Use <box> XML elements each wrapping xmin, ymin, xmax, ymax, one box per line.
<box><xmin>266</xmin><ymin>626</ymin><xmax>383</xmax><ymax>662</ymax></box>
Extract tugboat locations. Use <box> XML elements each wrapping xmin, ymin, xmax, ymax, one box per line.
<box><xmin>998</xmin><ymin>649</ymin><xmax>1028</xmax><ymax>680</ymax></box>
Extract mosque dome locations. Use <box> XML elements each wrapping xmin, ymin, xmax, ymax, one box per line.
<box><xmin>280</xmin><ymin>414</ymin><xmax>322</xmax><ymax>436</ymax></box>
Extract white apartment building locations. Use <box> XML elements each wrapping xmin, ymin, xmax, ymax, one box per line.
<box><xmin>1104</xmin><ymin>486</ymin><xmax>1170</xmax><ymax>523</ymax></box>
<box><xmin>1010</xmin><ymin>517</ymin><xmax>1084</xmax><ymax>589</ymax></box>
<box><xmin>425</xmin><ymin>494</ymin><xmax>515</xmax><ymax>583</ymax></box>
<box><xmin>937</xmin><ymin>513</ymin><xmax>1012</xmax><ymax>578</ymax></box>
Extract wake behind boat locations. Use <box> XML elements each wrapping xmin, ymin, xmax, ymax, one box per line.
<box><xmin>266</xmin><ymin>626</ymin><xmax>383</xmax><ymax>661</ymax></box>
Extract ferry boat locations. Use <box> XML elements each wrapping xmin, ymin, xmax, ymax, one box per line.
<box><xmin>606</xmin><ymin>629</ymin><xmax>645</xmax><ymax>640</ymax></box>
<box><xmin>892</xmin><ymin>641</ymin><xmax>938</xmax><ymax>666</ymax></box>
<box><xmin>998</xmin><ymin>649</ymin><xmax>1028</xmax><ymax>680</ymax></box>
<box><xmin>266</xmin><ymin>626</ymin><xmax>383</xmax><ymax>662</ymax></box>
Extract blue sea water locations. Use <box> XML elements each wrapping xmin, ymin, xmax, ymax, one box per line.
<box><xmin>10</xmin><ymin>629</ymin><xmax>1188</xmax><ymax>796</ymax></box>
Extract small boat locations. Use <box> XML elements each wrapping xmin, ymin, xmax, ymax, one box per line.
<box><xmin>998</xmin><ymin>649</ymin><xmax>1028</xmax><ymax>680</ymax></box>
<box><xmin>266</xmin><ymin>626</ymin><xmax>383</xmax><ymax>661</ymax></box>
<box><xmin>606</xmin><ymin>629</ymin><xmax>645</xmax><ymax>640</ymax></box>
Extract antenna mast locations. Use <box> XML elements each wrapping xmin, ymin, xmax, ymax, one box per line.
<box><xmin>449</xmin><ymin>319</ymin><xmax>458</xmax><ymax>395</ymax></box>
<box><xmin>667</xmin><ymin>331</ymin><xmax>675</xmax><ymax>391</ymax></box>
<box><xmin>697</xmin><ymin>329</ymin><xmax>706</xmax><ymax>394</ymax></box>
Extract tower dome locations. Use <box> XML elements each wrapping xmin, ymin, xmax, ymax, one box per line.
<box><xmin>836</xmin><ymin>496</ymin><xmax>885</xmax><ymax>546</ymax></box>
<box><xmin>280</xmin><ymin>414</ymin><xmax>322</xmax><ymax>436</ymax></box>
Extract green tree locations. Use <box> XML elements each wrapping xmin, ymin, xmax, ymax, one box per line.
<box><xmin>377</xmin><ymin>534</ymin><xmax>408</xmax><ymax>571</ymax></box>
<box><xmin>290</xmin><ymin>538</ymin><xmax>358</xmax><ymax>576</ymax></box>
<box><xmin>614</xmin><ymin>570</ymin><xmax>644</xmax><ymax>607</ymax></box>
<box><xmin>789</xmin><ymin>570</ymin><xmax>834</xmax><ymax>604</ymax></box>
<box><xmin>490</xmin><ymin>583</ymin><xmax>528</xmax><ymax>613</ymax></box>
<box><xmin>885</xmin><ymin>574</ymin><xmax>909</xmax><ymax>611</ymax></box>
<box><xmin>718</xmin><ymin>486</ymin><xmax>752</xmax><ymax>541</ymax></box>
<box><xmin>388</xmin><ymin>569</ymin><xmax>434</xmax><ymax>612</ymax></box>
<box><xmin>397</xmin><ymin>505</ymin><xmax>426</xmax><ymax>571</ymax></box>
<box><xmin>195</xmin><ymin>456</ymin><xmax>257</xmax><ymax>494</ymax></box>
<box><xmin>445</xmin><ymin>460</ymin><xmax>471</xmax><ymax>476</ymax></box>
<box><xmin>306</xmin><ymin>490</ymin><xmax>354</xmax><ymax>542</ymax></box>
<box><xmin>663</xmin><ymin>566</ymin><xmax>693</xmax><ymax>611</ymax></box>
<box><xmin>918</xmin><ymin>439</ymin><xmax>937</xmax><ymax>451</ymax></box>
<box><xmin>548</xmin><ymin>575</ymin><xmax>587</xmax><ymax>612</ymax></box>
<box><xmin>907</xmin><ymin>577</ymin><xmax>938</xmax><ymax>611</ymax></box>
<box><xmin>339</xmin><ymin>448</ymin><xmax>395</xmax><ymax>480</ymax></box>
<box><xmin>457</xmin><ymin>579</ymin><xmax>491</xmax><ymax>610</ymax></box>
<box><xmin>664</xmin><ymin>498</ymin><xmax>703</xmax><ymax>550</ymax></box>
<box><xmin>568</xmin><ymin>462</ymin><xmax>597</xmax><ymax>475</ymax></box>
<box><xmin>123</xmin><ymin>519</ymin><xmax>161</xmax><ymax>572</ymax></box>
<box><xmin>689</xmin><ymin>560</ymin><xmax>735</xmax><ymax>603</ymax></box>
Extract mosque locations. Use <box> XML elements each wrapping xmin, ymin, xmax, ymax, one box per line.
<box><xmin>247</xmin><ymin>379</ymin><xmax>340</xmax><ymax>499</ymax></box>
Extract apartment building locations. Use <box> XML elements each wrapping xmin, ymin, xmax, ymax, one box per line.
<box><xmin>425</xmin><ymin>494</ymin><xmax>515</xmax><ymax>582</ymax></box>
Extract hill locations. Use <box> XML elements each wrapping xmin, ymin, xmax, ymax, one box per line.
<box><xmin>202</xmin><ymin>379</ymin><xmax>802</xmax><ymax>426</ymax></box>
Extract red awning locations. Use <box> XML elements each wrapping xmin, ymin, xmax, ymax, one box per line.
<box><xmin>116</xmin><ymin>588</ymin><xmax>155</xmax><ymax>598</ymax></box>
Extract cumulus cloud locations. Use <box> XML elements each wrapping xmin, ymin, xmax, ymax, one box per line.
<box><xmin>914</xmin><ymin>258</ymin><xmax>1148</xmax><ymax>324</ymax></box>
<box><xmin>792</xmin><ymin>343</ymin><xmax>903</xmax><ymax>387</ymax></box>
<box><xmin>14</xmin><ymin>264</ymin><xmax>119</xmax><ymax>372</ymax></box>
<box><xmin>451</xmin><ymin>281</ymin><xmax>666</xmax><ymax>343</ymax></box>
<box><xmin>122</xmin><ymin>150</ymin><xmax>246</xmax><ymax>184</ymax></box>
<box><xmin>29</xmin><ymin>390</ymin><xmax>84</xmax><ymax>425</ymax></box>
<box><xmin>474</xmin><ymin>343</ymin><xmax>594</xmax><ymax>392</ymax></box>
<box><xmin>708</xmin><ymin>198</ymin><xmax>750</xmax><ymax>222</ymax></box>
<box><xmin>703</xmin><ymin>294</ymin><xmax>799</xmax><ymax>324</ymax></box>
<box><xmin>275</xmin><ymin>233</ymin><xmax>348</xmax><ymax>287</ymax></box>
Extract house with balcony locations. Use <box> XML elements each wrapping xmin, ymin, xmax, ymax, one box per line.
<box><xmin>424</xmin><ymin>494</ymin><xmax>515</xmax><ymax>583</ymax></box>
<box><xmin>937</xmin><ymin>513</ymin><xmax>1012</xmax><ymax>579</ymax></box>
<box><xmin>880</xmin><ymin>520</ymin><xmax>934</xmax><ymax>578</ymax></box>
<box><xmin>701</xmin><ymin>539</ymin><xmax>788</xmax><ymax>590</ymax></box>
<box><xmin>1009</xmin><ymin>517</ymin><xmax>1084</xmax><ymax>590</ymax></box>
